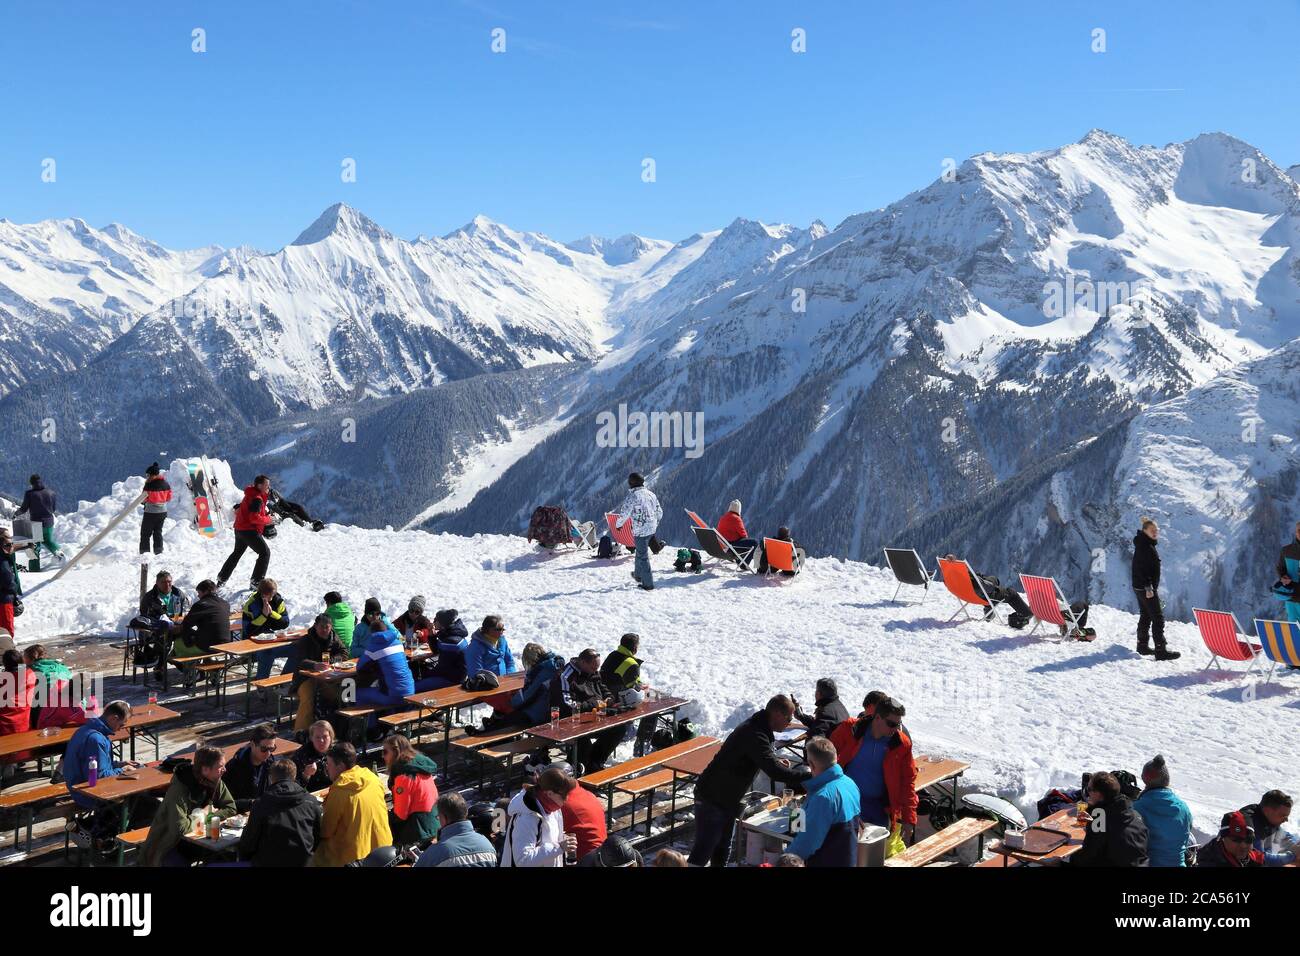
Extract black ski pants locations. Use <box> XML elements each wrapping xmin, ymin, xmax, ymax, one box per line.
<box><xmin>1135</xmin><ymin>588</ymin><xmax>1165</xmax><ymax>648</ymax></box>
<box><xmin>219</xmin><ymin>530</ymin><xmax>270</xmax><ymax>585</ymax></box>
<box><xmin>139</xmin><ymin>512</ymin><xmax>166</xmax><ymax>554</ymax></box>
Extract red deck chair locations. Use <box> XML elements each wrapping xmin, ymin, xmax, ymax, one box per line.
<box><xmin>936</xmin><ymin>557</ymin><xmax>1002</xmax><ymax>624</ymax></box>
<box><xmin>1018</xmin><ymin>574</ymin><xmax>1083</xmax><ymax>640</ymax></box>
<box><xmin>761</xmin><ymin>538</ymin><xmax>802</xmax><ymax>576</ymax></box>
<box><xmin>605</xmin><ymin>513</ymin><xmax>635</xmax><ymax>550</ymax></box>
<box><xmin>1193</xmin><ymin>608</ymin><xmax>1262</xmax><ymax>681</ymax></box>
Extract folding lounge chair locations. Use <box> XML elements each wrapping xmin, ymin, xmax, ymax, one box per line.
<box><xmin>1192</xmin><ymin>609</ymin><xmax>1262</xmax><ymax>682</ymax></box>
<box><xmin>883</xmin><ymin>548</ymin><xmax>932</xmax><ymax>604</ymax></box>
<box><xmin>1250</xmin><ymin>618</ymin><xmax>1299</xmax><ymax>685</ymax></box>
<box><xmin>761</xmin><ymin>538</ymin><xmax>802</xmax><ymax>576</ymax></box>
<box><xmin>1018</xmin><ymin>573</ymin><xmax>1083</xmax><ymax>640</ymax></box>
<box><xmin>684</xmin><ymin>509</ymin><xmax>755</xmax><ymax>571</ymax></box>
<box><xmin>605</xmin><ymin>513</ymin><xmax>636</xmax><ymax>550</ymax></box>
<box><xmin>570</xmin><ymin>518</ymin><xmax>597</xmax><ymax>550</ymax></box>
<box><xmin>936</xmin><ymin>557</ymin><xmax>1003</xmax><ymax>624</ymax></box>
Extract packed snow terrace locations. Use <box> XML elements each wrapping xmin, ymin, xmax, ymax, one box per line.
<box><xmin>0</xmin><ymin>460</ymin><xmax>1295</xmax><ymax>868</ymax></box>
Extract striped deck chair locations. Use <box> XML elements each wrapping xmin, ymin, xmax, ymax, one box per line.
<box><xmin>1192</xmin><ymin>608</ymin><xmax>1262</xmax><ymax>682</ymax></box>
<box><xmin>884</xmin><ymin>548</ymin><xmax>932</xmax><ymax>604</ymax></box>
<box><xmin>1251</xmin><ymin>619</ymin><xmax>1299</xmax><ymax>685</ymax></box>
<box><xmin>937</xmin><ymin>557</ymin><xmax>1002</xmax><ymax>624</ymax></box>
<box><xmin>762</xmin><ymin>538</ymin><xmax>802</xmax><ymax>576</ymax></box>
<box><xmin>684</xmin><ymin>509</ymin><xmax>754</xmax><ymax>571</ymax></box>
<box><xmin>605</xmin><ymin>513</ymin><xmax>635</xmax><ymax>550</ymax></box>
<box><xmin>1018</xmin><ymin>574</ymin><xmax>1083</xmax><ymax>640</ymax></box>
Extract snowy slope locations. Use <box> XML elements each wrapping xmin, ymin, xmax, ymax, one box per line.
<box><xmin>12</xmin><ymin>459</ymin><xmax>1293</xmax><ymax>841</ymax></box>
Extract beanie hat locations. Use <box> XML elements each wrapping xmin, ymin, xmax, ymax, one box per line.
<box><xmin>1142</xmin><ymin>754</ymin><xmax>1170</xmax><ymax>788</ymax></box>
<box><xmin>1219</xmin><ymin>810</ymin><xmax>1254</xmax><ymax>841</ymax></box>
<box><xmin>408</xmin><ymin>595</ymin><xmax>427</xmax><ymax>613</ymax></box>
<box><xmin>728</xmin><ymin>500</ymin><xmax>742</xmax><ymax>515</ymax></box>
<box><xmin>434</xmin><ymin>608</ymin><xmax>459</xmax><ymax>628</ymax></box>
<box><xmin>628</xmin><ymin>472</ymin><xmax>644</xmax><ymax>488</ymax></box>
<box><xmin>363</xmin><ymin>597</ymin><xmax>383</xmax><ymax>617</ymax></box>
<box><xmin>146</xmin><ymin>462</ymin><xmax>161</xmax><ymax>477</ymax></box>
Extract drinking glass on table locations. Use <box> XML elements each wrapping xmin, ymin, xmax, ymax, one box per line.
<box><xmin>147</xmin><ymin>692</ymin><xmax>157</xmax><ymax>715</ymax></box>
<box><xmin>550</xmin><ymin>706</ymin><xmax>560</xmax><ymax>728</ymax></box>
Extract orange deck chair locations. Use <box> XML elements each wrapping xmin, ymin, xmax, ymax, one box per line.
<box><xmin>937</xmin><ymin>556</ymin><xmax>1002</xmax><ymax>624</ymax></box>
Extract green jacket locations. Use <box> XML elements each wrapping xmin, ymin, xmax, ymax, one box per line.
<box><xmin>324</xmin><ymin>601</ymin><xmax>356</xmax><ymax>653</ymax></box>
<box><xmin>140</xmin><ymin>762</ymin><xmax>238</xmax><ymax>866</ymax></box>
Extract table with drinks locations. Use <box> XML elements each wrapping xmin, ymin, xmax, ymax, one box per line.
<box><xmin>213</xmin><ymin>628</ymin><xmax>308</xmax><ymax>717</ymax></box>
<box><xmin>523</xmin><ymin>692</ymin><xmax>688</xmax><ymax>767</ymax></box>
<box><xmin>986</xmin><ymin>804</ymin><xmax>1089</xmax><ymax>866</ymax></box>
<box><xmin>0</xmin><ymin>704</ymin><xmax>181</xmax><ymax>767</ymax></box>
<box><xmin>404</xmin><ymin>673</ymin><xmax>527</xmax><ymax>751</ymax></box>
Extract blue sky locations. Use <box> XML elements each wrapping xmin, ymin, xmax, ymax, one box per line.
<box><xmin>2</xmin><ymin>0</ymin><xmax>1298</xmax><ymax>251</ymax></box>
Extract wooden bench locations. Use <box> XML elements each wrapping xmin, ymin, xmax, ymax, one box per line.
<box><xmin>884</xmin><ymin>817</ymin><xmax>997</xmax><ymax>867</ymax></box>
<box><xmin>336</xmin><ymin>708</ymin><xmax>377</xmax><ymax>754</ymax></box>
<box><xmin>0</xmin><ymin>783</ymin><xmax>72</xmax><ymax>854</ymax></box>
<box><xmin>579</xmin><ymin>737</ymin><xmax>718</xmax><ymax>832</ymax></box>
<box><xmin>252</xmin><ymin>673</ymin><xmax>297</xmax><ymax>726</ymax></box>
<box><xmin>377</xmin><ymin>710</ymin><xmax>428</xmax><ymax>741</ymax></box>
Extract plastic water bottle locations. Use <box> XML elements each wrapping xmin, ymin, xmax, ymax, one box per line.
<box><xmin>87</xmin><ymin>756</ymin><xmax>98</xmax><ymax>788</ymax></box>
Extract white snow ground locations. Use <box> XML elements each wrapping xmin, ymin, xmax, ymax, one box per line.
<box><xmin>12</xmin><ymin>460</ymin><xmax>1292</xmax><ymax>843</ymax></box>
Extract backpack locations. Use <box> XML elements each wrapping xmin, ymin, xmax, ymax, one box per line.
<box><xmin>1112</xmin><ymin>770</ymin><xmax>1142</xmax><ymax>800</ymax></box>
<box><xmin>1007</xmin><ymin>610</ymin><xmax>1031</xmax><ymax>629</ymax></box>
<box><xmin>596</xmin><ymin>535</ymin><xmax>615</xmax><ymax>559</ymax></box>
<box><xmin>1036</xmin><ymin>787</ymin><xmax>1083</xmax><ymax>819</ymax></box>
<box><xmin>462</xmin><ymin>670</ymin><xmax>500</xmax><ymax>692</ymax></box>
<box><xmin>526</xmin><ymin>506</ymin><xmax>571</xmax><ymax>549</ymax></box>
<box><xmin>651</xmin><ymin>718</ymin><xmax>696</xmax><ymax>751</ymax></box>
<box><xmin>649</xmin><ymin>535</ymin><xmax>666</xmax><ymax>554</ymax></box>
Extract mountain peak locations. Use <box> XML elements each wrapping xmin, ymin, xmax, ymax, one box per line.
<box><xmin>564</xmin><ymin>232</ymin><xmax>660</xmax><ymax>266</ymax></box>
<box><xmin>291</xmin><ymin>203</ymin><xmax>391</xmax><ymax>246</ymax></box>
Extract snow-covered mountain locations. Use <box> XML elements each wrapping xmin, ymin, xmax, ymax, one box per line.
<box><xmin>0</xmin><ymin>217</ymin><xmax>250</xmax><ymax>396</ymax></box>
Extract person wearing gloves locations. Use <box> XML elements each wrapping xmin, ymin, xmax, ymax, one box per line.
<box><xmin>614</xmin><ymin>472</ymin><xmax>662</xmax><ymax>591</ymax></box>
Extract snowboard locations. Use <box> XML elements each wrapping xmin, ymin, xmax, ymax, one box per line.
<box><xmin>200</xmin><ymin>454</ymin><xmax>225</xmax><ymax>531</ymax></box>
<box><xmin>187</xmin><ymin>460</ymin><xmax>216</xmax><ymax>538</ymax></box>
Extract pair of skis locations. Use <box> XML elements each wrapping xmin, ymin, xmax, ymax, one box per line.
<box><xmin>188</xmin><ymin>455</ymin><xmax>226</xmax><ymax>538</ymax></box>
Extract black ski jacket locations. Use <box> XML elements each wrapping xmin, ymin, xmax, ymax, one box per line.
<box><xmin>694</xmin><ymin>710</ymin><xmax>812</xmax><ymax>814</ymax></box>
<box><xmin>1070</xmin><ymin>795</ymin><xmax>1149</xmax><ymax>867</ymax></box>
<box><xmin>238</xmin><ymin>780</ymin><xmax>322</xmax><ymax>866</ymax></box>
<box><xmin>178</xmin><ymin>593</ymin><xmax>232</xmax><ymax>651</ymax></box>
<box><xmin>1131</xmin><ymin>532</ymin><xmax>1161</xmax><ymax>590</ymax></box>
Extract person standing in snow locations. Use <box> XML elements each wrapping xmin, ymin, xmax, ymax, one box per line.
<box><xmin>1131</xmin><ymin>517</ymin><xmax>1180</xmax><ymax>660</ymax></box>
<box><xmin>217</xmin><ymin>474</ymin><xmax>275</xmax><ymax>592</ymax></box>
<box><xmin>0</xmin><ymin>536</ymin><xmax>20</xmax><ymax>643</ymax></box>
<box><xmin>615</xmin><ymin>472</ymin><xmax>662</xmax><ymax>591</ymax></box>
<box><xmin>1275</xmin><ymin>522</ymin><xmax>1300</xmax><ymax>624</ymax></box>
<box><xmin>15</xmin><ymin>474</ymin><xmax>63</xmax><ymax>561</ymax></box>
<box><xmin>139</xmin><ymin>462</ymin><xmax>172</xmax><ymax>555</ymax></box>
<box><xmin>1132</xmin><ymin>754</ymin><xmax>1194</xmax><ymax>867</ymax></box>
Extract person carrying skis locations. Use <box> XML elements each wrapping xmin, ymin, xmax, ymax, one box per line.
<box><xmin>15</xmin><ymin>474</ymin><xmax>62</xmax><ymax>561</ymax></box>
<box><xmin>614</xmin><ymin>472</ymin><xmax>662</xmax><ymax>591</ymax></box>
<box><xmin>217</xmin><ymin>474</ymin><xmax>275</xmax><ymax>591</ymax></box>
<box><xmin>1131</xmin><ymin>516</ymin><xmax>1180</xmax><ymax>660</ymax></box>
<box><xmin>139</xmin><ymin>462</ymin><xmax>172</xmax><ymax>555</ymax></box>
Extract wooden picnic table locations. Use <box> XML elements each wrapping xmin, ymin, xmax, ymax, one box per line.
<box><xmin>986</xmin><ymin>806</ymin><xmax>1087</xmax><ymax>866</ymax></box>
<box><xmin>0</xmin><ymin>705</ymin><xmax>182</xmax><ymax>764</ymax></box>
<box><xmin>914</xmin><ymin>755</ymin><xmax>970</xmax><ymax>815</ymax></box>
<box><xmin>404</xmin><ymin>673</ymin><xmax>526</xmax><ymax>751</ymax></box>
<box><xmin>525</xmin><ymin>696</ymin><xmax>687</xmax><ymax>773</ymax></box>
<box><xmin>213</xmin><ymin>629</ymin><xmax>307</xmax><ymax>717</ymax></box>
<box><xmin>74</xmin><ymin>738</ymin><xmax>300</xmax><ymax>865</ymax></box>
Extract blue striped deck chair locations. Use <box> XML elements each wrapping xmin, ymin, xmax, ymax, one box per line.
<box><xmin>1252</xmin><ymin>619</ymin><xmax>1300</xmax><ymax>684</ymax></box>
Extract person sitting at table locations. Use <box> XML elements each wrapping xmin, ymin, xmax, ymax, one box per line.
<box><xmin>352</xmin><ymin>606</ymin><xmax>415</xmax><ymax>714</ymax></box>
<box><xmin>500</xmin><ymin>766</ymin><xmax>577</xmax><ymax>868</ymax></box>
<box><xmin>244</xmin><ymin>578</ymin><xmax>291</xmax><ymax>681</ymax></box>
<box><xmin>23</xmin><ymin>643</ymin><xmax>85</xmax><ymax>730</ymax></box>
<box><xmin>238</xmin><ymin>758</ymin><xmax>322</xmax><ymax>867</ymax></box>
<box><xmin>1237</xmin><ymin>790</ymin><xmax>1298</xmax><ymax>866</ymax></box>
<box><xmin>293</xmin><ymin>720</ymin><xmax>335</xmax><ymax>792</ymax></box>
<box><xmin>599</xmin><ymin>633</ymin><xmax>657</xmax><ymax>758</ymax></box>
<box><xmin>413</xmin><ymin>608</ymin><xmax>470</xmax><ymax>693</ymax></box>
<box><xmin>1066</xmin><ymin>771</ymin><xmax>1149</xmax><ymax>867</ymax></box>
<box><xmin>1196</xmin><ymin>811</ymin><xmax>1265</xmax><ymax>868</ymax></box>
<box><xmin>829</xmin><ymin>695</ymin><xmax>918</xmax><ymax>842</ymax></box>
<box><xmin>786</xmin><ymin>736</ymin><xmax>861</xmax><ymax>866</ymax></box>
<box><xmin>281</xmin><ymin>613</ymin><xmax>347</xmax><ymax>731</ymax></box>
<box><xmin>172</xmin><ymin>580</ymin><xmax>232</xmax><ymax>685</ymax></box>
<box><xmin>382</xmin><ymin>733</ymin><xmax>440</xmax><ymax>845</ymax></box>
<box><xmin>133</xmin><ymin>570</ymin><xmax>191</xmax><ymax>670</ymax></box>
<box><xmin>688</xmin><ymin>695</ymin><xmax>813</xmax><ymax>867</ymax></box>
<box><xmin>224</xmin><ymin>723</ymin><xmax>281</xmax><ymax>812</ymax></box>
<box><xmin>1132</xmin><ymin>754</ymin><xmax>1194</xmax><ymax>867</ymax></box>
<box><xmin>551</xmin><ymin>760</ymin><xmax>606</xmax><ymax>861</ymax></box>
<box><xmin>347</xmin><ymin>597</ymin><xmax>390</xmax><ymax>659</ymax></box>
<box><xmin>313</xmin><ymin>742</ymin><xmax>392</xmax><ymax>867</ymax></box>
<box><xmin>141</xmin><ymin>743</ymin><xmax>238</xmax><ymax>866</ymax></box>
<box><xmin>63</xmin><ymin>700</ymin><xmax>142</xmax><ymax>842</ymax></box>
<box><xmin>465</xmin><ymin>614</ymin><xmax>516</xmax><ymax>676</ymax></box>
<box><xmin>415</xmin><ymin>791</ymin><xmax>499</xmax><ymax>868</ymax></box>
<box><xmin>792</xmin><ymin>677</ymin><xmax>849</xmax><ymax>739</ymax></box>
<box><xmin>492</xmin><ymin>642</ymin><xmax>562</xmax><ymax>730</ymax></box>
<box><xmin>323</xmin><ymin>591</ymin><xmax>356</xmax><ymax>655</ymax></box>
<box><xmin>550</xmin><ymin>648</ymin><xmax>623</xmax><ymax>773</ymax></box>
<box><xmin>0</xmin><ymin>649</ymin><xmax>37</xmax><ymax>778</ymax></box>
<box><xmin>391</xmin><ymin>595</ymin><xmax>433</xmax><ymax>645</ymax></box>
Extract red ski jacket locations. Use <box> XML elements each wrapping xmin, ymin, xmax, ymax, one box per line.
<box><xmin>717</xmin><ymin>511</ymin><xmax>748</xmax><ymax>543</ymax></box>
<box><xmin>233</xmin><ymin>485</ymin><xmax>272</xmax><ymax>533</ymax></box>
<box><xmin>829</xmin><ymin>716</ymin><xmax>919</xmax><ymax>826</ymax></box>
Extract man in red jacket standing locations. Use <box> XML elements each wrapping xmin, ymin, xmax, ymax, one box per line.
<box><xmin>217</xmin><ymin>475</ymin><xmax>275</xmax><ymax>591</ymax></box>
<box><xmin>828</xmin><ymin>696</ymin><xmax>919</xmax><ymax>843</ymax></box>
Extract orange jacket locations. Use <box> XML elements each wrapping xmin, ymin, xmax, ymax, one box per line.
<box><xmin>717</xmin><ymin>512</ymin><xmax>747</xmax><ymax>542</ymax></box>
<box><xmin>828</xmin><ymin>717</ymin><xmax>919</xmax><ymax>826</ymax></box>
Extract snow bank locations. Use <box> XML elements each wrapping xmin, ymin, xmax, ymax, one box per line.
<box><xmin>14</xmin><ymin>461</ymin><xmax>1291</xmax><ymax>841</ymax></box>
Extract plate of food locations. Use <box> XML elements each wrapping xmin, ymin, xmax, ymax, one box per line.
<box><xmin>251</xmin><ymin>634</ymin><xmax>285</xmax><ymax>644</ymax></box>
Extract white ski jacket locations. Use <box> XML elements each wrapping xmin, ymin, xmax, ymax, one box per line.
<box><xmin>615</xmin><ymin>486</ymin><xmax>662</xmax><ymax>539</ymax></box>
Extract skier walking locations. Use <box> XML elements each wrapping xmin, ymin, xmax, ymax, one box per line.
<box><xmin>15</xmin><ymin>474</ymin><xmax>63</xmax><ymax>561</ymax></box>
<box><xmin>217</xmin><ymin>475</ymin><xmax>275</xmax><ymax>591</ymax></box>
<box><xmin>139</xmin><ymin>462</ymin><xmax>172</xmax><ymax>555</ymax></box>
<box><xmin>614</xmin><ymin>472</ymin><xmax>662</xmax><ymax>591</ymax></box>
<box><xmin>1131</xmin><ymin>517</ymin><xmax>1180</xmax><ymax>660</ymax></box>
